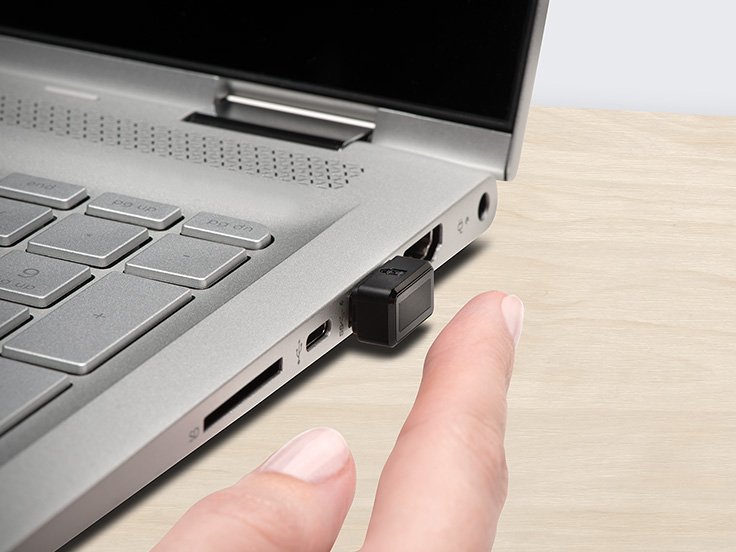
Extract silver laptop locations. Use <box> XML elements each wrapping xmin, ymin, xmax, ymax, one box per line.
<box><xmin>0</xmin><ymin>2</ymin><xmax>548</xmax><ymax>550</ymax></box>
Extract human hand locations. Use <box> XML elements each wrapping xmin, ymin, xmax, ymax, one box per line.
<box><xmin>152</xmin><ymin>291</ymin><xmax>524</xmax><ymax>551</ymax></box>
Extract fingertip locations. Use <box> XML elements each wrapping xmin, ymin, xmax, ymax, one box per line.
<box><xmin>259</xmin><ymin>427</ymin><xmax>352</xmax><ymax>484</ymax></box>
<box><xmin>501</xmin><ymin>294</ymin><xmax>524</xmax><ymax>348</ymax></box>
<box><xmin>431</xmin><ymin>290</ymin><xmax>522</xmax><ymax>349</ymax></box>
<box><xmin>153</xmin><ymin>428</ymin><xmax>356</xmax><ymax>552</ymax></box>
<box><xmin>424</xmin><ymin>291</ymin><xmax>522</xmax><ymax>396</ymax></box>
<box><xmin>452</xmin><ymin>290</ymin><xmax>524</xmax><ymax>348</ymax></box>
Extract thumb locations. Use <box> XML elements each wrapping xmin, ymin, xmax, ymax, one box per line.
<box><xmin>153</xmin><ymin>427</ymin><xmax>356</xmax><ymax>552</ymax></box>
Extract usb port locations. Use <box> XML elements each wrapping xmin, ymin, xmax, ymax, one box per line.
<box><xmin>306</xmin><ymin>320</ymin><xmax>331</xmax><ymax>352</ymax></box>
<box><xmin>404</xmin><ymin>224</ymin><xmax>442</xmax><ymax>261</ymax></box>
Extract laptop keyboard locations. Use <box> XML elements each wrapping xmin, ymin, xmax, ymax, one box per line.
<box><xmin>0</xmin><ymin>172</ymin><xmax>272</xmax><ymax>438</ymax></box>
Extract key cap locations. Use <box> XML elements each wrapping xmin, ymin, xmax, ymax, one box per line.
<box><xmin>0</xmin><ymin>173</ymin><xmax>87</xmax><ymax>209</ymax></box>
<box><xmin>125</xmin><ymin>234</ymin><xmax>248</xmax><ymax>289</ymax></box>
<box><xmin>0</xmin><ymin>301</ymin><xmax>30</xmax><ymax>338</ymax></box>
<box><xmin>0</xmin><ymin>358</ymin><xmax>70</xmax><ymax>435</ymax></box>
<box><xmin>0</xmin><ymin>197</ymin><xmax>54</xmax><ymax>246</ymax></box>
<box><xmin>182</xmin><ymin>212</ymin><xmax>272</xmax><ymax>250</ymax></box>
<box><xmin>86</xmin><ymin>193</ymin><xmax>182</xmax><ymax>230</ymax></box>
<box><xmin>2</xmin><ymin>272</ymin><xmax>191</xmax><ymax>374</ymax></box>
<box><xmin>27</xmin><ymin>214</ymin><xmax>149</xmax><ymax>268</ymax></box>
<box><xmin>0</xmin><ymin>251</ymin><xmax>91</xmax><ymax>307</ymax></box>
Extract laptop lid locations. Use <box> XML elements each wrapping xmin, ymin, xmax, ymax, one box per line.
<box><xmin>0</xmin><ymin>0</ymin><xmax>547</xmax><ymax>178</ymax></box>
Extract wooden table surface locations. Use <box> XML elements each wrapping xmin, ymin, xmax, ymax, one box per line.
<box><xmin>63</xmin><ymin>106</ymin><xmax>736</xmax><ymax>551</ymax></box>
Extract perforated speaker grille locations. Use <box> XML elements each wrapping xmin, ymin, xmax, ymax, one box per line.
<box><xmin>0</xmin><ymin>94</ymin><xmax>364</xmax><ymax>188</ymax></box>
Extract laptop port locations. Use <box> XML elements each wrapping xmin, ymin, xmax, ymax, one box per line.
<box><xmin>478</xmin><ymin>192</ymin><xmax>491</xmax><ymax>221</ymax></box>
<box><xmin>404</xmin><ymin>224</ymin><xmax>442</xmax><ymax>261</ymax></box>
<box><xmin>306</xmin><ymin>320</ymin><xmax>331</xmax><ymax>352</ymax></box>
<box><xmin>203</xmin><ymin>358</ymin><xmax>282</xmax><ymax>432</ymax></box>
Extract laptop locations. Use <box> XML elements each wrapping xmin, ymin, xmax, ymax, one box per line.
<box><xmin>0</xmin><ymin>2</ymin><xmax>548</xmax><ymax>550</ymax></box>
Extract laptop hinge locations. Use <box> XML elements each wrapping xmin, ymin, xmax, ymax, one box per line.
<box><xmin>184</xmin><ymin>94</ymin><xmax>375</xmax><ymax>150</ymax></box>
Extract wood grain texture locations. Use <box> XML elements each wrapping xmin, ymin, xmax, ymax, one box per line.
<box><xmin>62</xmin><ymin>107</ymin><xmax>736</xmax><ymax>551</ymax></box>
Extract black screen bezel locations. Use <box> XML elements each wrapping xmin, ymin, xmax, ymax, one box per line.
<box><xmin>0</xmin><ymin>1</ymin><xmax>538</xmax><ymax>133</ymax></box>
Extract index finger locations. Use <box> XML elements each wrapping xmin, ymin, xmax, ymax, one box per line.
<box><xmin>360</xmin><ymin>291</ymin><xmax>523</xmax><ymax>552</ymax></box>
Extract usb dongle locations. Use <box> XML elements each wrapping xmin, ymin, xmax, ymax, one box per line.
<box><xmin>350</xmin><ymin>256</ymin><xmax>434</xmax><ymax>347</ymax></box>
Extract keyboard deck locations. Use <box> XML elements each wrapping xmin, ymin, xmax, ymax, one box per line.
<box><xmin>0</xmin><ymin>172</ymin><xmax>273</xmax><ymax>439</ymax></box>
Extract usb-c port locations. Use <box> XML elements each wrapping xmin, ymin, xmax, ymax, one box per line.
<box><xmin>306</xmin><ymin>320</ymin><xmax>331</xmax><ymax>352</ymax></box>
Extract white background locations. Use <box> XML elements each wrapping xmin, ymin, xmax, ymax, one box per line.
<box><xmin>530</xmin><ymin>0</ymin><xmax>736</xmax><ymax>116</ymax></box>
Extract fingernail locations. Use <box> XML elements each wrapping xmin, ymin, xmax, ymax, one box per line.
<box><xmin>501</xmin><ymin>295</ymin><xmax>524</xmax><ymax>348</ymax></box>
<box><xmin>259</xmin><ymin>427</ymin><xmax>350</xmax><ymax>484</ymax></box>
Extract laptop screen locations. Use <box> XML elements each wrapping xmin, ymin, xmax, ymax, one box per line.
<box><xmin>0</xmin><ymin>1</ymin><xmax>538</xmax><ymax>133</ymax></box>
